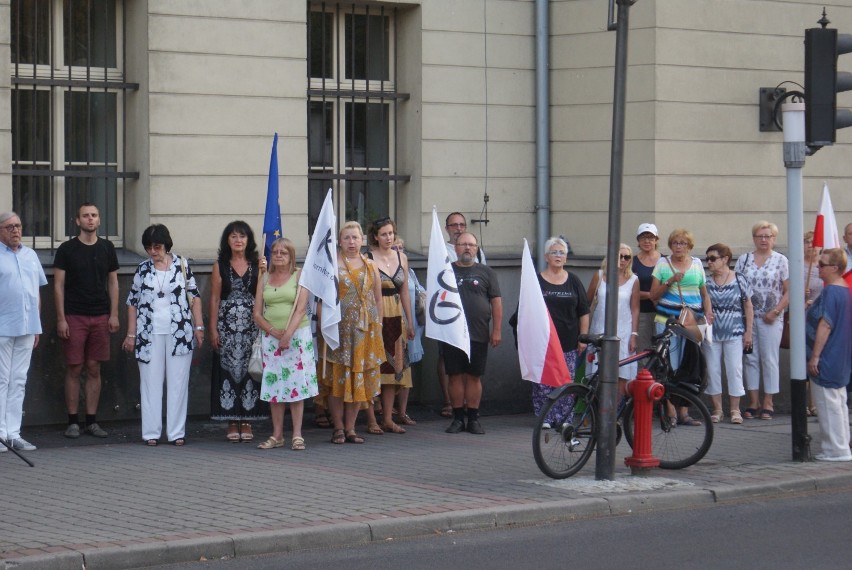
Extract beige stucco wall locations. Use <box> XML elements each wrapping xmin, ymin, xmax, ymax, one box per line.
<box><xmin>551</xmin><ymin>0</ymin><xmax>852</xmax><ymax>256</ymax></box>
<box><xmin>0</xmin><ymin>0</ymin><xmax>10</xmax><ymax>214</ymax></box>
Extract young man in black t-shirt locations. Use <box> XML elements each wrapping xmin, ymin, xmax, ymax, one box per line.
<box><xmin>440</xmin><ymin>232</ymin><xmax>502</xmax><ymax>435</ymax></box>
<box><xmin>54</xmin><ymin>204</ymin><xmax>119</xmax><ymax>438</ymax></box>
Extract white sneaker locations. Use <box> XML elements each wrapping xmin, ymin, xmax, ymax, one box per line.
<box><xmin>814</xmin><ymin>453</ymin><xmax>852</xmax><ymax>462</ymax></box>
<box><xmin>10</xmin><ymin>437</ymin><xmax>37</xmax><ymax>451</ymax></box>
<box><xmin>541</xmin><ymin>422</ymin><xmax>551</xmax><ymax>430</ymax></box>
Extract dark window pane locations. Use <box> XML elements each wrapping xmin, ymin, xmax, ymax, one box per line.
<box><xmin>11</xmin><ymin>0</ymin><xmax>50</xmax><ymax>65</ymax></box>
<box><xmin>308</xmin><ymin>179</ymin><xmax>330</xmax><ymax>237</ymax></box>
<box><xmin>309</xmin><ymin>11</ymin><xmax>333</xmax><ymax>79</ymax></box>
<box><xmin>309</xmin><ymin>101</ymin><xmax>333</xmax><ymax>167</ymax></box>
<box><xmin>345</xmin><ymin>179</ymin><xmax>388</xmax><ymax>228</ymax></box>
<box><xmin>64</xmin><ymin>91</ymin><xmax>117</xmax><ymax>163</ymax></box>
<box><xmin>345</xmin><ymin>14</ymin><xmax>389</xmax><ymax>81</ymax></box>
<box><xmin>64</xmin><ymin>166</ymin><xmax>118</xmax><ymax>236</ymax></box>
<box><xmin>346</xmin><ymin>102</ymin><xmax>388</xmax><ymax>169</ymax></box>
<box><xmin>12</xmin><ymin>169</ymin><xmax>51</xmax><ymax>237</ymax></box>
<box><xmin>64</xmin><ymin>0</ymin><xmax>117</xmax><ymax>68</ymax></box>
<box><xmin>12</xmin><ymin>88</ymin><xmax>50</xmax><ymax>163</ymax></box>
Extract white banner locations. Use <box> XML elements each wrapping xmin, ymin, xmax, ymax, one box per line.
<box><xmin>425</xmin><ymin>206</ymin><xmax>470</xmax><ymax>358</ymax></box>
<box><xmin>299</xmin><ymin>189</ymin><xmax>341</xmax><ymax>350</ymax></box>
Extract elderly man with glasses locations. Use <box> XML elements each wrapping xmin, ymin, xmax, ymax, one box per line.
<box><xmin>441</xmin><ymin>232</ymin><xmax>502</xmax><ymax>435</ymax></box>
<box><xmin>0</xmin><ymin>212</ymin><xmax>47</xmax><ymax>453</ymax></box>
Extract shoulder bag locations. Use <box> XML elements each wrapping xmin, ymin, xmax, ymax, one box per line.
<box><xmin>665</xmin><ymin>257</ymin><xmax>705</xmax><ymax>344</ymax></box>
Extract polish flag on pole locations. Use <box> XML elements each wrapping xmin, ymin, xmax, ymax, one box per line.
<box><xmin>813</xmin><ymin>182</ymin><xmax>841</xmax><ymax>249</ymax></box>
<box><xmin>518</xmin><ymin>239</ymin><xmax>571</xmax><ymax>387</ymax></box>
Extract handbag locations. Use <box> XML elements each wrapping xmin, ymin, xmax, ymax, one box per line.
<box><xmin>248</xmin><ymin>335</ymin><xmax>264</xmax><ymax>383</ymax></box>
<box><xmin>779</xmin><ymin>312</ymin><xmax>790</xmax><ymax>349</ymax></box>
<box><xmin>734</xmin><ymin>272</ymin><xmax>753</xmax><ymax>354</ymax></box>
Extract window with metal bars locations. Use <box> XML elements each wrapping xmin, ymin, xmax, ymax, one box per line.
<box><xmin>10</xmin><ymin>0</ymin><xmax>138</xmax><ymax>249</ymax></box>
<box><xmin>307</xmin><ymin>1</ymin><xmax>410</xmax><ymax>236</ymax></box>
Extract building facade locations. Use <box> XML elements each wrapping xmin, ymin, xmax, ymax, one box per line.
<box><xmin>2</xmin><ymin>0</ymin><xmax>851</xmax><ymax>424</ymax></box>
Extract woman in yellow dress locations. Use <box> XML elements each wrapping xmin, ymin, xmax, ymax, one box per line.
<box><xmin>321</xmin><ymin>221</ymin><xmax>384</xmax><ymax>444</ymax></box>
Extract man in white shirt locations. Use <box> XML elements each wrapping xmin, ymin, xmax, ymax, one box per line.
<box><xmin>444</xmin><ymin>212</ymin><xmax>486</xmax><ymax>264</ymax></box>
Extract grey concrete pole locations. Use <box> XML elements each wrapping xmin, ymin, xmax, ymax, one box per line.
<box><xmin>535</xmin><ymin>0</ymin><xmax>550</xmax><ymax>268</ymax></box>
<box><xmin>596</xmin><ymin>0</ymin><xmax>634</xmax><ymax>481</ymax></box>
<box><xmin>782</xmin><ymin>102</ymin><xmax>811</xmax><ymax>461</ymax></box>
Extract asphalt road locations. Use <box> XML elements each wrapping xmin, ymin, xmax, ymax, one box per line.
<box><xmin>150</xmin><ymin>485</ymin><xmax>852</xmax><ymax>570</ymax></box>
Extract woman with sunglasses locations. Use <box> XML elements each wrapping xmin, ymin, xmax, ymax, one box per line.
<box><xmin>806</xmin><ymin>248</ymin><xmax>852</xmax><ymax>461</ymax></box>
<box><xmin>734</xmin><ymin>221</ymin><xmax>789</xmax><ymax>420</ymax></box>
<box><xmin>650</xmin><ymin>228</ymin><xmax>713</xmax><ymax>426</ymax></box>
<box><xmin>530</xmin><ymin>237</ymin><xmax>590</xmax><ymax>427</ymax></box>
<box><xmin>367</xmin><ymin>217</ymin><xmax>415</xmax><ymax>434</ymax></box>
<box><xmin>586</xmin><ymin>244</ymin><xmax>640</xmax><ymax>395</ymax></box>
<box><xmin>702</xmin><ymin>243</ymin><xmax>753</xmax><ymax>424</ymax></box>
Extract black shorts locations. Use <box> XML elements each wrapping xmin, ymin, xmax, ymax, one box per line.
<box><xmin>441</xmin><ymin>341</ymin><xmax>489</xmax><ymax>377</ymax></box>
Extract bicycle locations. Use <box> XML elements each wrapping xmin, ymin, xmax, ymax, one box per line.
<box><xmin>532</xmin><ymin>319</ymin><xmax>713</xmax><ymax>479</ymax></box>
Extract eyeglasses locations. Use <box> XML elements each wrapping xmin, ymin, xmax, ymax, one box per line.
<box><xmin>753</xmin><ymin>234</ymin><xmax>774</xmax><ymax>240</ymax></box>
<box><xmin>671</xmin><ymin>241</ymin><xmax>689</xmax><ymax>247</ymax></box>
<box><xmin>638</xmin><ymin>234</ymin><xmax>657</xmax><ymax>241</ymax></box>
<box><xmin>547</xmin><ymin>250</ymin><xmax>566</xmax><ymax>256</ymax></box>
<box><xmin>1</xmin><ymin>223</ymin><xmax>22</xmax><ymax>232</ymax></box>
<box><xmin>391</xmin><ymin>245</ymin><xmax>404</xmax><ymax>252</ymax></box>
<box><xmin>145</xmin><ymin>244</ymin><xmax>165</xmax><ymax>252</ymax></box>
<box><xmin>619</xmin><ymin>254</ymin><xmax>632</xmax><ymax>261</ymax></box>
<box><xmin>457</xmin><ymin>243</ymin><xmax>478</xmax><ymax>248</ymax></box>
<box><xmin>447</xmin><ymin>222</ymin><xmax>467</xmax><ymax>229</ymax></box>
<box><xmin>705</xmin><ymin>255</ymin><xmax>721</xmax><ymax>263</ymax></box>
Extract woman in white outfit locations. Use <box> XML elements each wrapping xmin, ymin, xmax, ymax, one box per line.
<box><xmin>123</xmin><ymin>224</ymin><xmax>204</xmax><ymax>446</ymax></box>
<box><xmin>586</xmin><ymin>243</ymin><xmax>640</xmax><ymax>396</ymax></box>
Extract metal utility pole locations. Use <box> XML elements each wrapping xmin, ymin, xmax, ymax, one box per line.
<box><xmin>596</xmin><ymin>0</ymin><xmax>636</xmax><ymax>481</ymax></box>
<box><xmin>782</xmin><ymin>102</ymin><xmax>811</xmax><ymax>461</ymax></box>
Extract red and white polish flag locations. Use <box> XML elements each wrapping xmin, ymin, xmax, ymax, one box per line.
<box><xmin>518</xmin><ymin>239</ymin><xmax>571</xmax><ymax>387</ymax></box>
<box><xmin>813</xmin><ymin>182</ymin><xmax>841</xmax><ymax>249</ymax></box>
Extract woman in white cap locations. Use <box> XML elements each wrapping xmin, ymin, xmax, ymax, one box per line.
<box><xmin>632</xmin><ymin>223</ymin><xmax>661</xmax><ymax>352</ymax></box>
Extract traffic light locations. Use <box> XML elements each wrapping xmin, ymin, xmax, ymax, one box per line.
<box><xmin>804</xmin><ymin>17</ymin><xmax>852</xmax><ymax>148</ymax></box>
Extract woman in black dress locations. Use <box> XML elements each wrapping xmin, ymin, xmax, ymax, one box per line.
<box><xmin>209</xmin><ymin>221</ymin><xmax>269</xmax><ymax>441</ymax></box>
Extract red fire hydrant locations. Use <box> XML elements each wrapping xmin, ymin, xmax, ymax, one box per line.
<box><xmin>624</xmin><ymin>368</ymin><xmax>665</xmax><ymax>475</ymax></box>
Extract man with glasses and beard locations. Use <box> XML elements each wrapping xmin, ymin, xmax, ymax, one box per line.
<box><xmin>441</xmin><ymin>232</ymin><xmax>502</xmax><ymax>435</ymax></box>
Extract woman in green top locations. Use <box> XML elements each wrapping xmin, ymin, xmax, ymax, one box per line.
<box><xmin>252</xmin><ymin>238</ymin><xmax>318</xmax><ymax>450</ymax></box>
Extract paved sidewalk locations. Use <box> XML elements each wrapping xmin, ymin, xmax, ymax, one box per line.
<box><xmin>1</xmin><ymin>411</ymin><xmax>851</xmax><ymax>569</ymax></box>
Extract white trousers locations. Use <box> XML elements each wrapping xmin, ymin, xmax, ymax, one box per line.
<box><xmin>139</xmin><ymin>335</ymin><xmax>192</xmax><ymax>441</ymax></box>
<box><xmin>702</xmin><ymin>337</ymin><xmax>745</xmax><ymax>397</ymax></box>
<box><xmin>0</xmin><ymin>335</ymin><xmax>35</xmax><ymax>441</ymax></box>
<box><xmin>743</xmin><ymin>317</ymin><xmax>783</xmax><ymax>395</ymax></box>
<box><xmin>812</xmin><ymin>382</ymin><xmax>852</xmax><ymax>459</ymax></box>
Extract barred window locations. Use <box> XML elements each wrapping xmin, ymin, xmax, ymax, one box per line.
<box><xmin>307</xmin><ymin>2</ymin><xmax>409</xmax><ymax>235</ymax></box>
<box><xmin>10</xmin><ymin>0</ymin><xmax>137</xmax><ymax>248</ymax></box>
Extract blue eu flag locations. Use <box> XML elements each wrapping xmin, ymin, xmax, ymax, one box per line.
<box><xmin>263</xmin><ymin>133</ymin><xmax>282</xmax><ymax>259</ymax></box>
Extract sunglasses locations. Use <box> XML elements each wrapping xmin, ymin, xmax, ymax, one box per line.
<box><xmin>705</xmin><ymin>255</ymin><xmax>721</xmax><ymax>263</ymax></box>
<box><xmin>373</xmin><ymin>216</ymin><xmax>392</xmax><ymax>228</ymax></box>
<box><xmin>619</xmin><ymin>254</ymin><xmax>632</xmax><ymax>261</ymax></box>
<box><xmin>818</xmin><ymin>261</ymin><xmax>838</xmax><ymax>269</ymax></box>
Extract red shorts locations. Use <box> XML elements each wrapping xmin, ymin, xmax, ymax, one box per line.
<box><xmin>62</xmin><ymin>314</ymin><xmax>111</xmax><ymax>365</ymax></box>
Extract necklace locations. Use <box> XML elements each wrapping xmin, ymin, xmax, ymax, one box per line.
<box><xmin>155</xmin><ymin>267</ymin><xmax>168</xmax><ymax>298</ymax></box>
<box><xmin>713</xmin><ymin>269</ymin><xmax>731</xmax><ymax>286</ymax></box>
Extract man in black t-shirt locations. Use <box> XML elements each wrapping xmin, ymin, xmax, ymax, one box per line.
<box><xmin>54</xmin><ymin>204</ymin><xmax>119</xmax><ymax>439</ymax></box>
<box><xmin>440</xmin><ymin>232</ymin><xmax>502</xmax><ymax>435</ymax></box>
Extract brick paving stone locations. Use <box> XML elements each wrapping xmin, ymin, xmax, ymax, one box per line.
<box><xmin>1</xmin><ymin>413</ymin><xmax>851</xmax><ymax>567</ymax></box>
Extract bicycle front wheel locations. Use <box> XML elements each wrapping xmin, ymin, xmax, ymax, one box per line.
<box><xmin>532</xmin><ymin>384</ymin><xmax>597</xmax><ymax>479</ymax></box>
<box><xmin>623</xmin><ymin>384</ymin><xmax>713</xmax><ymax>469</ymax></box>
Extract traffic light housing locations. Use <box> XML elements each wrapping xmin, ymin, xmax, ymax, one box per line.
<box><xmin>804</xmin><ymin>23</ymin><xmax>852</xmax><ymax>147</ymax></box>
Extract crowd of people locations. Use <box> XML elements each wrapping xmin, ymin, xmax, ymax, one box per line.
<box><xmin>1</xmin><ymin>205</ymin><xmax>850</xmax><ymax>462</ymax></box>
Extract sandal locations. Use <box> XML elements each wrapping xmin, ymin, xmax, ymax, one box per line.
<box><xmin>710</xmin><ymin>410</ymin><xmax>723</xmax><ymax>423</ymax></box>
<box><xmin>331</xmin><ymin>429</ymin><xmax>345</xmax><ymax>445</ymax></box>
<box><xmin>226</xmin><ymin>421</ymin><xmax>240</xmax><ymax>442</ymax></box>
<box><xmin>314</xmin><ymin>411</ymin><xmax>332</xmax><ymax>429</ymax></box>
<box><xmin>381</xmin><ymin>422</ymin><xmax>406</xmax><ymax>434</ymax></box>
<box><xmin>678</xmin><ymin>416</ymin><xmax>703</xmax><ymax>426</ymax></box>
<box><xmin>440</xmin><ymin>402</ymin><xmax>453</xmax><ymax>418</ymax></box>
<box><xmin>291</xmin><ymin>436</ymin><xmax>306</xmax><ymax>451</ymax></box>
<box><xmin>172</xmin><ymin>438</ymin><xmax>185</xmax><ymax>446</ymax></box>
<box><xmin>146</xmin><ymin>439</ymin><xmax>158</xmax><ymax>447</ymax></box>
<box><xmin>239</xmin><ymin>422</ymin><xmax>253</xmax><ymax>442</ymax></box>
<box><xmin>760</xmin><ymin>409</ymin><xmax>774</xmax><ymax>420</ymax></box>
<box><xmin>257</xmin><ymin>436</ymin><xmax>284</xmax><ymax>449</ymax></box>
<box><xmin>344</xmin><ymin>431</ymin><xmax>365</xmax><ymax>444</ymax></box>
<box><xmin>396</xmin><ymin>414</ymin><xmax>417</xmax><ymax>426</ymax></box>
<box><xmin>743</xmin><ymin>408</ymin><xmax>759</xmax><ymax>420</ymax></box>
<box><xmin>730</xmin><ymin>410</ymin><xmax>743</xmax><ymax>424</ymax></box>
<box><xmin>367</xmin><ymin>423</ymin><xmax>384</xmax><ymax>435</ymax></box>
<box><xmin>807</xmin><ymin>407</ymin><xmax>818</xmax><ymax>417</ymax></box>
